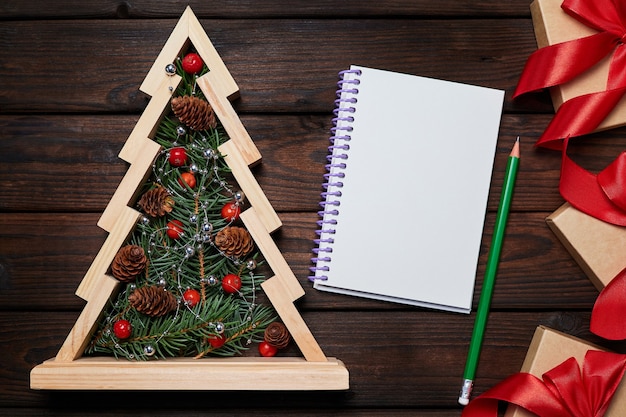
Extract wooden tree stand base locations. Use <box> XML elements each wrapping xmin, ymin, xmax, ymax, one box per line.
<box><xmin>30</xmin><ymin>6</ymin><xmax>348</xmax><ymax>391</ymax></box>
<box><xmin>31</xmin><ymin>357</ymin><xmax>349</xmax><ymax>391</ymax></box>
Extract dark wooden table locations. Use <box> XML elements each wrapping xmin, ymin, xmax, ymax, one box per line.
<box><xmin>2</xmin><ymin>1</ymin><xmax>625</xmax><ymax>416</ymax></box>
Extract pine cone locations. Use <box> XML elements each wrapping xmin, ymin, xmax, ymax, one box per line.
<box><xmin>264</xmin><ymin>322</ymin><xmax>290</xmax><ymax>349</ymax></box>
<box><xmin>171</xmin><ymin>95</ymin><xmax>217</xmax><ymax>131</ymax></box>
<box><xmin>128</xmin><ymin>286</ymin><xmax>178</xmax><ymax>317</ymax></box>
<box><xmin>111</xmin><ymin>245</ymin><xmax>147</xmax><ymax>282</ymax></box>
<box><xmin>214</xmin><ymin>226</ymin><xmax>254</xmax><ymax>258</ymax></box>
<box><xmin>138</xmin><ymin>187</ymin><xmax>174</xmax><ymax>217</ymax></box>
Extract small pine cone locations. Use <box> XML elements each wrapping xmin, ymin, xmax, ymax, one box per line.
<box><xmin>111</xmin><ymin>245</ymin><xmax>147</xmax><ymax>282</ymax></box>
<box><xmin>128</xmin><ymin>286</ymin><xmax>178</xmax><ymax>317</ymax></box>
<box><xmin>214</xmin><ymin>226</ymin><xmax>254</xmax><ymax>258</ymax></box>
<box><xmin>264</xmin><ymin>322</ymin><xmax>290</xmax><ymax>349</ymax></box>
<box><xmin>138</xmin><ymin>187</ymin><xmax>174</xmax><ymax>217</ymax></box>
<box><xmin>171</xmin><ymin>95</ymin><xmax>217</xmax><ymax>131</ymax></box>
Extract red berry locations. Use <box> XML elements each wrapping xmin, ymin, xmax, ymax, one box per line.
<box><xmin>166</xmin><ymin>219</ymin><xmax>184</xmax><ymax>239</ymax></box>
<box><xmin>258</xmin><ymin>341</ymin><xmax>278</xmax><ymax>357</ymax></box>
<box><xmin>113</xmin><ymin>319</ymin><xmax>132</xmax><ymax>339</ymax></box>
<box><xmin>221</xmin><ymin>273</ymin><xmax>242</xmax><ymax>294</ymax></box>
<box><xmin>221</xmin><ymin>202</ymin><xmax>241</xmax><ymax>221</ymax></box>
<box><xmin>208</xmin><ymin>334</ymin><xmax>226</xmax><ymax>348</ymax></box>
<box><xmin>183</xmin><ymin>289</ymin><xmax>201</xmax><ymax>307</ymax></box>
<box><xmin>168</xmin><ymin>147</ymin><xmax>187</xmax><ymax>167</ymax></box>
<box><xmin>178</xmin><ymin>172</ymin><xmax>196</xmax><ymax>189</ymax></box>
<box><xmin>181</xmin><ymin>52</ymin><xmax>204</xmax><ymax>74</ymax></box>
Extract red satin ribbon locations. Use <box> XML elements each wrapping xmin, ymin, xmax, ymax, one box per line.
<box><xmin>462</xmin><ymin>350</ymin><xmax>626</xmax><ymax>417</ymax></box>
<box><xmin>515</xmin><ymin>0</ymin><xmax>626</xmax><ymax>341</ymax></box>
<box><xmin>514</xmin><ymin>0</ymin><xmax>626</xmax><ymax>225</ymax></box>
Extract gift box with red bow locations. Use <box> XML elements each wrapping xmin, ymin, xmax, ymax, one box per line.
<box><xmin>521</xmin><ymin>0</ymin><xmax>626</xmax><ymax>133</ymax></box>
<box><xmin>462</xmin><ymin>326</ymin><xmax>626</xmax><ymax>417</ymax></box>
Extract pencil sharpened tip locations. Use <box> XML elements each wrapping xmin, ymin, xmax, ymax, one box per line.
<box><xmin>511</xmin><ymin>137</ymin><xmax>520</xmax><ymax>158</ymax></box>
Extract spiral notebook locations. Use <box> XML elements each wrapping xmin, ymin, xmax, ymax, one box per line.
<box><xmin>309</xmin><ymin>65</ymin><xmax>504</xmax><ymax>313</ymax></box>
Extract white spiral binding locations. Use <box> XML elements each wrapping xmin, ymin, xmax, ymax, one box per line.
<box><xmin>309</xmin><ymin>68</ymin><xmax>361</xmax><ymax>281</ymax></box>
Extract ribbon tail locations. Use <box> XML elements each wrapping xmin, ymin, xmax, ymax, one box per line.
<box><xmin>591</xmin><ymin>268</ymin><xmax>626</xmax><ymax>340</ymax></box>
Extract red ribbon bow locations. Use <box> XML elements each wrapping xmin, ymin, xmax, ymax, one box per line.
<box><xmin>515</xmin><ymin>0</ymin><xmax>626</xmax><ymax>143</ymax></box>
<box><xmin>462</xmin><ymin>350</ymin><xmax>626</xmax><ymax>417</ymax></box>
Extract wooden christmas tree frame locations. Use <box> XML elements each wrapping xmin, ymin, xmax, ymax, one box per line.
<box><xmin>30</xmin><ymin>7</ymin><xmax>348</xmax><ymax>391</ymax></box>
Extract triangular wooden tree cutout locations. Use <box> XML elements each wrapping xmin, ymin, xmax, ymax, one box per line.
<box><xmin>30</xmin><ymin>6</ymin><xmax>348</xmax><ymax>390</ymax></box>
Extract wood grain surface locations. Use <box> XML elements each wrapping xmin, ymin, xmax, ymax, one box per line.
<box><xmin>2</xmin><ymin>1</ymin><xmax>626</xmax><ymax>415</ymax></box>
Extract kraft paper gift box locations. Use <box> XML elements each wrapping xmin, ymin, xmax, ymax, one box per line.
<box><xmin>505</xmin><ymin>325</ymin><xmax>626</xmax><ymax>417</ymax></box>
<box><xmin>546</xmin><ymin>202</ymin><xmax>626</xmax><ymax>291</ymax></box>
<box><xmin>530</xmin><ymin>0</ymin><xmax>626</xmax><ymax>131</ymax></box>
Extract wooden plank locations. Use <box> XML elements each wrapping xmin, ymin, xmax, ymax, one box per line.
<box><xmin>6</xmin><ymin>113</ymin><xmax>611</xmax><ymax>213</ymax></box>
<box><xmin>0</xmin><ymin>1</ymin><xmax>534</xmax><ymax>19</ymax></box>
<box><xmin>31</xmin><ymin>357</ymin><xmax>347</xmax><ymax>390</ymax></box>
<box><xmin>0</xmin><ymin>212</ymin><xmax>603</xmax><ymax>311</ymax></box>
<box><xmin>0</xmin><ymin>19</ymin><xmax>545</xmax><ymax>113</ymax></box>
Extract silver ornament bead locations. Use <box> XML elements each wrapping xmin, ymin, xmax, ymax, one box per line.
<box><xmin>215</xmin><ymin>322</ymin><xmax>225</xmax><ymax>334</ymax></box>
<box><xmin>144</xmin><ymin>345</ymin><xmax>156</xmax><ymax>356</ymax></box>
<box><xmin>246</xmin><ymin>259</ymin><xmax>257</xmax><ymax>270</ymax></box>
<box><xmin>189</xmin><ymin>214</ymin><xmax>198</xmax><ymax>224</ymax></box>
<box><xmin>165</xmin><ymin>63</ymin><xmax>176</xmax><ymax>76</ymax></box>
<box><xmin>189</xmin><ymin>163</ymin><xmax>199</xmax><ymax>174</ymax></box>
<box><xmin>206</xmin><ymin>275</ymin><xmax>218</xmax><ymax>286</ymax></box>
<box><xmin>176</xmin><ymin>125</ymin><xmax>186</xmax><ymax>136</ymax></box>
<box><xmin>185</xmin><ymin>245</ymin><xmax>195</xmax><ymax>258</ymax></box>
<box><xmin>202</xmin><ymin>222</ymin><xmax>213</xmax><ymax>233</ymax></box>
<box><xmin>203</xmin><ymin>148</ymin><xmax>215</xmax><ymax>159</ymax></box>
<box><xmin>234</xmin><ymin>190</ymin><xmax>245</xmax><ymax>202</ymax></box>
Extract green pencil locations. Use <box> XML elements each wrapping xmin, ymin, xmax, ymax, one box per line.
<box><xmin>458</xmin><ymin>137</ymin><xmax>520</xmax><ymax>406</ymax></box>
